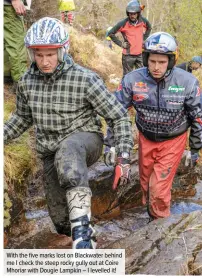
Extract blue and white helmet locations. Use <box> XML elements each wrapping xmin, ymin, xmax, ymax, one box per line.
<box><xmin>143</xmin><ymin>32</ymin><xmax>178</xmax><ymax>69</ymax></box>
<box><xmin>191</xmin><ymin>56</ymin><xmax>202</xmax><ymax>65</ymax></box>
<box><xmin>24</xmin><ymin>17</ymin><xmax>69</xmax><ymax>62</ymax></box>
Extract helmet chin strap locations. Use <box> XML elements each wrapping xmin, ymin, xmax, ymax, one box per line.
<box><xmin>27</xmin><ymin>47</ymin><xmax>67</xmax><ymax>63</ymax></box>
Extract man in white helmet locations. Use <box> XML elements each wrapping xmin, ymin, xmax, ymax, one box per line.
<box><xmin>105</xmin><ymin>32</ymin><xmax>202</xmax><ymax>221</ymax></box>
<box><xmin>4</xmin><ymin>17</ymin><xmax>133</xmax><ymax>249</ymax></box>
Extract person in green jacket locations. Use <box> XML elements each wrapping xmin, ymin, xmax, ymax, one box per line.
<box><xmin>4</xmin><ymin>0</ymin><xmax>27</xmax><ymax>89</ymax></box>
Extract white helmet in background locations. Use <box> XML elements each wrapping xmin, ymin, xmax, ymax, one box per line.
<box><xmin>24</xmin><ymin>17</ymin><xmax>69</xmax><ymax>62</ymax></box>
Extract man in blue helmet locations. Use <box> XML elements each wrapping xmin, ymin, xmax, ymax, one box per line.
<box><xmin>176</xmin><ymin>56</ymin><xmax>202</xmax><ymax>73</ymax></box>
<box><xmin>107</xmin><ymin>0</ymin><xmax>151</xmax><ymax>76</ymax></box>
<box><xmin>4</xmin><ymin>17</ymin><xmax>133</xmax><ymax>249</ymax></box>
<box><xmin>105</xmin><ymin>32</ymin><xmax>202</xmax><ymax>221</ymax></box>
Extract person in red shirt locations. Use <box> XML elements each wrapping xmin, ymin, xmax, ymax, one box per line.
<box><xmin>108</xmin><ymin>0</ymin><xmax>151</xmax><ymax>76</ymax></box>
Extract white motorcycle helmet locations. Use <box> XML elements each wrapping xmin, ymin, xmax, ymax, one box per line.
<box><xmin>24</xmin><ymin>17</ymin><xmax>69</xmax><ymax>62</ymax></box>
<box><xmin>143</xmin><ymin>32</ymin><xmax>178</xmax><ymax>70</ymax></box>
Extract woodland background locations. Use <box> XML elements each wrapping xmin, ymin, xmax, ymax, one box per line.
<box><xmin>28</xmin><ymin>0</ymin><xmax>202</xmax><ymax>61</ymax></box>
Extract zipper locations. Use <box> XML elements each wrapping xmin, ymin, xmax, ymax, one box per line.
<box><xmin>156</xmin><ymin>82</ymin><xmax>160</xmax><ymax>140</ymax></box>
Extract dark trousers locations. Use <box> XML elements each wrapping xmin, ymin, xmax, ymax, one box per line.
<box><xmin>42</xmin><ymin>132</ymin><xmax>103</xmax><ymax>235</ymax></box>
<box><xmin>122</xmin><ymin>54</ymin><xmax>143</xmax><ymax>76</ymax></box>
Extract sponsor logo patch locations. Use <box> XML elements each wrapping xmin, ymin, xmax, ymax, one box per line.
<box><xmin>133</xmin><ymin>82</ymin><xmax>149</xmax><ymax>92</ymax></box>
<box><xmin>133</xmin><ymin>94</ymin><xmax>149</xmax><ymax>102</ymax></box>
<box><xmin>168</xmin><ymin>85</ymin><xmax>185</xmax><ymax>93</ymax></box>
<box><xmin>166</xmin><ymin>100</ymin><xmax>183</xmax><ymax>105</ymax></box>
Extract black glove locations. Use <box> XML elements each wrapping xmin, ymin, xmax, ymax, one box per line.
<box><xmin>122</xmin><ymin>41</ymin><xmax>130</xmax><ymax>49</ymax></box>
<box><xmin>191</xmin><ymin>150</ymin><xmax>199</xmax><ymax>167</ymax></box>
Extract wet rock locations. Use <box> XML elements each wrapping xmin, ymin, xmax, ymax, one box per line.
<box><xmin>4</xmin><ymin>232</ymin><xmax>8</xmax><ymax>248</ymax></box>
<box><xmin>191</xmin><ymin>244</ymin><xmax>202</xmax><ymax>275</ymax></box>
<box><xmin>89</xmin><ymin>150</ymin><xmax>201</xmax><ymax>219</ymax></box>
<box><xmin>6</xmin><ymin>150</ymin><xmax>202</xmax><ymax>251</ymax></box>
<box><xmin>89</xmin><ymin>157</ymin><xmax>141</xmax><ymax>219</ymax></box>
<box><xmin>104</xmin><ymin>210</ymin><xmax>202</xmax><ymax>275</ymax></box>
<box><xmin>14</xmin><ymin>230</ymin><xmax>72</xmax><ymax>249</ymax></box>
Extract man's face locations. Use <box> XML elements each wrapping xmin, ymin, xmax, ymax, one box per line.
<box><xmin>128</xmin><ymin>12</ymin><xmax>138</xmax><ymax>22</ymax></box>
<box><xmin>191</xmin><ymin>62</ymin><xmax>201</xmax><ymax>71</ymax></box>
<box><xmin>148</xmin><ymin>53</ymin><xmax>169</xmax><ymax>79</ymax></box>
<box><xmin>34</xmin><ymin>48</ymin><xmax>59</xmax><ymax>73</ymax></box>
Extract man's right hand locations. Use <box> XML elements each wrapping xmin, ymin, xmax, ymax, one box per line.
<box><xmin>122</xmin><ymin>41</ymin><xmax>130</xmax><ymax>49</ymax></box>
<box><xmin>112</xmin><ymin>156</ymin><xmax>131</xmax><ymax>190</ymax></box>
<box><xmin>12</xmin><ymin>0</ymin><xmax>26</xmax><ymax>16</ymax></box>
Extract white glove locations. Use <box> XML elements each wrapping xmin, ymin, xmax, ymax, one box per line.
<box><xmin>185</xmin><ymin>150</ymin><xmax>191</xmax><ymax>167</ymax></box>
<box><xmin>104</xmin><ymin>147</ymin><xmax>116</xmax><ymax>166</ymax></box>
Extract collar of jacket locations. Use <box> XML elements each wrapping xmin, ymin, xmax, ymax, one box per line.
<box><xmin>28</xmin><ymin>54</ymin><xmax>74</xmax><ymax>77</ymax></box>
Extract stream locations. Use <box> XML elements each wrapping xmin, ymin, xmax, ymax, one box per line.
<box><xmin>6</xmin><ymin>181</ymin><xmax>202</xmax><ymax>249</ymax></box>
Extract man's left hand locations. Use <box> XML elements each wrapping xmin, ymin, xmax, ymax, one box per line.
<box><xmin>112</xmin><ymin>156</ymin><xmax>131</xmax><ymax>190</ymax></box>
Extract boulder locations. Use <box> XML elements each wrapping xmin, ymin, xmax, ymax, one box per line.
<box><xmin>103</xmin><ymin>210</ymin><xmax>202</xmax><ymax>275</ymax></box>
<box><xmin>89</xmin><ymin>150</ymin><xmax>200</xmax><ymax>219</ymax></box>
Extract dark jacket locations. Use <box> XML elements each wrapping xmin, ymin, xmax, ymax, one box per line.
<box><xmin>108</xmin><ymin>15</ymin><xmax>152</xmax><ymax>55</ymax></box>
<box><xmin>4</xmin><ymin>56</ymin><xmax>133</xmax><ymax>155</ymax></box>
<box><xmin>115</xmin><ymin>66</ymin><xmax>202</xmax><ymax>152</ymax></box>
<box><xmin>176</xmin><ymin>62</ymin><xmax>192</xmax><ymax>73</ymax></box>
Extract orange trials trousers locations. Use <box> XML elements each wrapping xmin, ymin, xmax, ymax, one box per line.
<box><xmin>138</xmin><ymin>131</ymin><xmax>187</xmax><ymax>218</ymax></box>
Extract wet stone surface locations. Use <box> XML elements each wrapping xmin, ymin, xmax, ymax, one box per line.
<box><xmin>5</xmin><ymin>151</ymin><xmax>202</xmax><ymax>275</ymax></box>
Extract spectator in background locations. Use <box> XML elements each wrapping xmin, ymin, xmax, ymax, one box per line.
<box><xmin>58</xmin><ymin>0</ymin><xmax>75</xmax><ymax>26</ymax></box>
<box><xmin>176</xmin><ymin>56</ymin><xmax>202</xmax><ymax>73</ymax></box>
<box><xmin>4</xmin><ymin>0</ymin><xmax>28</xmax><ymax>91</ymax></box>
<box><xmin>107</xmin><ymin>0</ymin><xmax>151</xmax><ymax>76</ymax></box>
